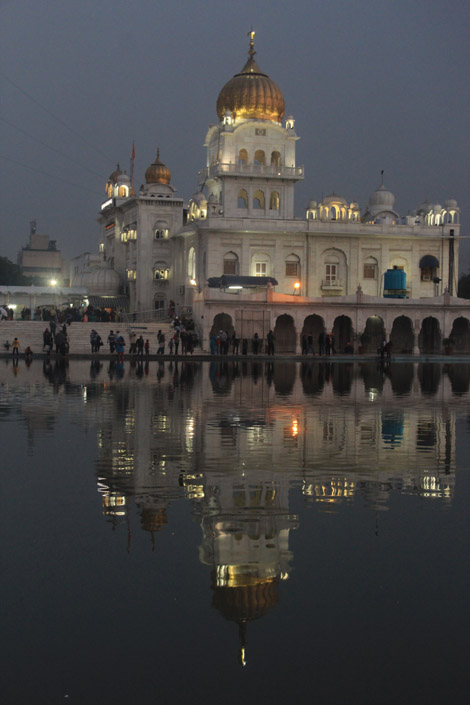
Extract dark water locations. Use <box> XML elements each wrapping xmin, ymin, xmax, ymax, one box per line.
<box><xmin>1</xmin><ymin>359</ymin><xmax>469</xmax><ymax>705</ymax></box>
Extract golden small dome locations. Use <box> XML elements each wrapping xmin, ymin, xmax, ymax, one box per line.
<box><xmin>145</xmin><ymin>148</ymin><xmax>171</xmax><ymax>185</ymax></box>
<box><xmin>108</xmin><ymin>163</ymin><xmax>122</xmax><ymax>183</ymax></box>
<box><xmin>211</xmin><ymin>574</ymin><xmax>279</xmax><ymax>623</ymax></box>
<box><xmin>217</xmin><ymin>33</ymin><xmax>285</xmax><ymax>123</ymax></box>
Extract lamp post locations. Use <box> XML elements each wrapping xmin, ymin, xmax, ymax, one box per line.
<box><xmin>293</xmin><ymin>281</ymin><xmax>301</xmax><ymax>296</ymax></box>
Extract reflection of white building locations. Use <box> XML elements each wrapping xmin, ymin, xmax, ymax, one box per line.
<box><xmin>90</xmin><ymin>32</ymin><xmax>469</xmax><ymax>352</ymax></box>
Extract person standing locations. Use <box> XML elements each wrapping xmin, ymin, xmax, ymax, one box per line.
<box><xmin>144</xmin><ymin>339</ymin><xmax>150</xmax><ymax>357</ymax></box>
<box><xmin>129</xmin><ymin>330</ymin><xmax>137</xmax><ymax>354</ymax></box>
<box><xmin>157</xmin><ymin>332</ymin><xmax>165</xmax><ymax>355</ymax></box>
<box><xmin>330</xmin><ymin>333</ymin><xmax>336</xmax><ymax>354</ymax></box>
<box><xmin>136</xmin><ymin>335</ymin><xmax>144</xmax><ymax>357</ymax></box>
<box><xmin>307</xmin><ymin>334</ymin><xmax>314</xmax><ymax>355</ymax></box>
<box><xmin>12</xmin><ymin>337</ymin><xmax>20</xmax><ymax>359</ymax></box>
<box><xmin>325</xmin><ymin>334</ymin><xmax>331</xmax><ymax>356</ymax></box>
<box><xmin>108</xmin><ymin>330</ymin><xmax>116</xmax><ymax>354</ymax></box>
<box><xmin>115</xmin><ymin>332</ymin><xmax>125</xmax><ymax>363</ymax></box>
<box><xmin>318</xmin><ymin>331</ymin><xmax>325</xmax><ymax>356</ymax></box>
<box><xmin>253</xmin><ymin>332</ymin><xmax>259</xmax><ymax>355</ymax></box>
<box><xmin>267</xmin><ymin>330</ymin><xmax>275</xmax><ymax>356</ymax></box>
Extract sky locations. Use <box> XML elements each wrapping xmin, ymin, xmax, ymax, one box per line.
<box><xmin>1</xmin><ymin>0</ymin><xmax>469</xmax><ymax>269</ymax></box>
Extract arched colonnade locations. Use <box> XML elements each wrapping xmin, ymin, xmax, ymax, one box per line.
<box><xmin>208</xmin><ymin>309</ymin><xmax>470</xmax><ymax>354</ymax></box>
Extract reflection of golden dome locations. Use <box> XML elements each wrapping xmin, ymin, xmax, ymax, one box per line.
<box><xmin>140</xmin><ymin>507</ymin><xmax>168</xmax><ymax>532</ymax></box>
<box><xmin>145</xmin><ymin>149</ymin><xmax>171</xmax><ymax>185</ymax></box>
<box><xmin>216</xmin><ymin>34</ymin><xmax>285</xmax><ymax>123</ymax></box>
<box><xmin>211</xmin><ymin>572</ymin><xmax>279</xmax><ymax>623</ymax></box>
<box><xmin>108</xmin><ymin>163</ymin><xmax>122</xmax><ymax>183</ymax></box>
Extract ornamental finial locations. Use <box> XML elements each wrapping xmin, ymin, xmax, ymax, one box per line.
<box><xmin>248</xmin><ymin>28</ymin><xmax>256</xmax><ymax>58</ymax></box>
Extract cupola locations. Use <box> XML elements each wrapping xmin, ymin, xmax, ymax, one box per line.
<box><xmin>145</xmin><ymin>148</ymin><xmax>171</xmax><ymax>185</ymax></box>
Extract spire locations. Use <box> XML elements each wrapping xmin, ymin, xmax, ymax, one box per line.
<box><xmin>248</xmin><ymin>28</ymin><xmax>256</xmax><ymax>59</ymax></box>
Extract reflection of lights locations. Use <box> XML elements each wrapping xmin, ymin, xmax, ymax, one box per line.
<box><xmin>368</xmin><ymin>388</ymin><xmax>378</xmax><ymax>402</ymax></box>
<box><xmin>280</xmin><ymin>572</ymin><xmax>289</xmax><ymax>581</ymax></box>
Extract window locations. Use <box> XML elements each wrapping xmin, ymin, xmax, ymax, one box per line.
<box><xmin>271</xmin><ymin>151</ymin><xmax>281</xmax><ymax>166</ymax></box>
<box><xmin>270</xmin><ymin>191</ymin><xmax>280</xmax><ymax>210</ymax></box>
<box><xmin>155</xmin><ymin>229</ymin><xmax>168</xmax><ymax>239</ymax></box>
<box><xmin>363</xmin><ymin>264</ymin><xmax>377</xmax><ymax>279</ymax></box>
<box><xmin>187</xmin><ymin>247</ymin><xmax>196</xmax><ymax>279</ymax></box>
<box><xmin>154</xmin><ymin>268</ymin><xmax>169</xmax><ymax>280</ymax></box>
<box><xmin>238</xmin><ymin>149</ymin><xmax>248</xmax><ymax>165</ymax></box>
<box><xmin>223</xmin><ymin>252</ymin><xmax>239</xmax><ymax>275</ymax></box>
<box><xmin>237</xmin><ymin>189</ymin><xmax>248</xmax><ymax>209</ymax></box>
<box><xmin>286</xmin><ymin>261</ymin><xmax>298</xmax><ymax>277</ymax></box>
<box><xmin>255</xmin><ymin>262</ymin><xmax>267</xmax><ymax>276</ymax></box>
<box><xmin>254</xmin><ymin>150</ymin><xmax>265</xmax><ymax>165</ymax></box>
<box><xmin>253</xmin><ymin>190</ymin><xmax>265</xmax><ymax>209</ymax></box>
<box><xmin>421</xmin><ymin>267</ymin><xmax>433</xmax><ymax>281</ymax></box>
<box><xmin>325</xmin><ymin>264</ymin><xmax>337</xmax><ymax>283</ymax></box>
<box><xmin>127</xmin><ymin>269</ymin><xmax>136</xmax><ymax>280</ymax></box>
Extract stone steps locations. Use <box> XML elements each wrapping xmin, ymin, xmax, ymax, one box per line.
<box><xmin>0</xmin><ymin>321</ymin><xmax>177</xmax><ymax>355</ymax></box>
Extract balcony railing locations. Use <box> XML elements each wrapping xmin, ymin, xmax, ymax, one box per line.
<box><xmin>321</xmin><ymin>279</ymin><xmax>343</xmax><ymax>290</ymax></box>
<box><xmin>197</xmin><ymin>163</ymin><xmax>304</xmax><ymax>184</ymax></box>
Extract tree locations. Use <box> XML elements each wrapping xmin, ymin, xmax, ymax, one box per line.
<box><xmin>0</xmin><ymin>257</ymin><xmax>41</xmax><ymax>285</ymax></box>
<box><xmin>458</xmin><ymin>271</ymin><xmax>470</xmax><ymax>299</ymax></box>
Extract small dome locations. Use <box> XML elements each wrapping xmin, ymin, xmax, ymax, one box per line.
<box><xmin>445</xmin><ymin>198</ymin><xmax>458</xmax><ymax>209</ymax></box>
<box><xmin>190</xmin><ymin>191</ymin><xmax>207</xmax><ymax>206</ymax></box>
<box><xmin>350</xmin><ymin>202</ymin><xmax>360</xmax><ymax>209</ymax></box>
<box><xmin>108</xmin><ymin>163</ymin><xmax>122</xmax><ymax>183</ymax></box>
<box><xmin>416</xmin><ymin>199</ymin><xmax>431</xmax><ymax>214</ymax></box>
<box><xmin>307</xmin><ymin>199</ymin><xmax>317</xmax><ymax>209</ymax></box>
<box><xmin>117</xmin><ymin>171</ymin><xmax>130</xmax><ymax>185</ymax></box>
<box><xmin>323</xmin><ymin>193</ymin><xmax>348</xmax><ymax>206</ymax></box>
<box><xmin>88</xmin><ymin>265</ymin><xmax>121</xmax><ymax>296</ymax></box>
<box><xmin>369</xmin><ymin>184</ymin><xmax>395</xmax><ymax>209</ymax></box>
<box><xmin>216</xmin><ymin>34</ymin><xmax>285</xmax><ymax>123</ymax></box>
<box><xmin>433</xmin><ymin>203</ymin><xmax>442</xmax><ymax>213</ymax></box>
<box><xmin>145</xmin><ymin>149</ymin><xmax>171</xmax><ymax>185</ymax></box>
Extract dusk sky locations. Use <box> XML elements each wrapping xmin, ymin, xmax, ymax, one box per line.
<box><xmin>1</xmin><ymin>0</ymin><xmax>469</xmax><ymax>268</ymax></box>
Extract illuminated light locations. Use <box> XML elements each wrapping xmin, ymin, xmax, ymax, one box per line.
<box><xmin>101</xmin><ymin>199</ymin><xmax>113</xmax><ymax>210</ymax></box>
<box><xmin>9</xmin><ymin>304</ymin><xmax>17</xmax><ymax>309</ymax></box>
<box><xmin>294</xmin><ymin>281</ymin><xmax>300</xmax><ymax>289</ymax></box>
<box><xmin>228</xmin><ymin>285</ymin><xmax>243</xmax><ymax>290</ymax></box>
<box><xmin>190</xmin><ymin>278</ymin><xmax>197</xmax><ymax>286</ymax></box>
<box><xmin>291</xmin><ymin>419</ymin><xmax>299</xmax><ymax>437</ymax></box>
<box><xmin>49</xmin><ymin>279</ymin><xmax>57</xmax><ymax>287</ymax></box>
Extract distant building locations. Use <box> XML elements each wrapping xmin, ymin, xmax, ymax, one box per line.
<box><xmin>17</xmin><ymin>221</ymin><xmax>66</xmax><ymax>285</ymax></box>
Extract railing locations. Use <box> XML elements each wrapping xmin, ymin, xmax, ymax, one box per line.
<box><xmin>123</xmin><ymin>305</ymin><xmax>193</xmax><ymax>324</ymax></box>
<box><xmin>321</xmin><ymin>280</ymin><xmax>343</xmax><ymax>290</ymax></box>
<box><xmin>197</xmin><ymin>163</ymin><xmax>304</xmax><ymax>184</ymax></box>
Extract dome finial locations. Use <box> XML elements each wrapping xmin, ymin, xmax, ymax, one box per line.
<box><xmin>248</xmin><ymin>28</ymin><xmax>256</xmax><ymax>59</ymax></box>
<box><xmin>381</xmin><ymin>169</ymin><xmax>384</xmax><ymax>186</ymax></box>
<box><xmin>156</xmin><ymin>147</ymin><xmax>160</xmax><ymax>161</ymax></box>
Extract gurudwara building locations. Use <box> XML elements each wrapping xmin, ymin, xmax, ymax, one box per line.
<box><xmin>91</xmin><ymin>33</ymin><xmax>469</xmax><ymax>354</ymax></box>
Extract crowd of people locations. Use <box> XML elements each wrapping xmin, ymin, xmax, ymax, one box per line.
<box><xmin>209</xmin><ymin>330</ymin><xmax>276</xmax><ymax>355</ymax></box>
<box><xmin>0</xmin><ymin>304</ymin><xmax>124</xmax><ymax>323</ymax></box>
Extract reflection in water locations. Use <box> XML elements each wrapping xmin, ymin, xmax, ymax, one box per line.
<box><xmin>2</xmin><ymin>360</ymin><xmax>468</xmax><ymax>667</ymax></box>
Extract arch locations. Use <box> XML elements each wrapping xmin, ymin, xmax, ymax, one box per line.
<box><xmin>210</xmin><ymin>312</ymin><xmax>234</xmax><ymax>337</ymax></box>
<box><xmin>360</xmin><ymin>316</ymin><xmax>385</xmax><ymax>353</ymax></box>
<box><xmin>418</xmin><ymin>317</ymin><xmax>441</xmax><ymax>353</ymax></box>
<box><xmin>271</xmin><ymin>150</ymin><xmax>281</xmax><ymax>166</ymax></box>
<box><xmin>301</xmin><ymin>314</ymin><xmax>324</xmax><ymax>350</ymax></box>
<box><xmin>446</xmin><ymin>364</ymin><xmax>470</xmax><ymax>396</ymax></box>
<box><xmin>154</xmin><ymin>293</ymin><xmax>166</xmax><ymax>310</ymax></box>
<box><xmin>273</xmin><ymin>362</ymin><xmax>296</xmax><ymax>396</ymax></box>
<box><xmin>238</xmin><ymin>149</ymin><xmax>248</xmax><ymax>165</ymax></box>
<box><xmin>330</xmin><ymin>205</ymin><xmax>337</xmax><ymax>220</ymax></box>
<box><xmin>332</xmin><ymin>364</ymin><xmax>354</xmax><ymax>396</ymax></box>
<box><xmin>390</xmin><ymin>316</ymin><xmax>414</xmax><ymax>353</ymax></box>
<box><xmin>274</xmin><ymin>314</ymin><xmax>296</xmax><ymax>353</ymax></box>
<box><xmin>223</xmin><ymin>251</ymin><xmax>239</xmax><ymax>276</ymax></box>
<box><xmin>237</xmin><ymin>188</ymin><xmax>248</xmax><ymax>209</ymax></box>
<box><xmin>154</xmin><ymin>261</ymin><xmax>169</xmax><ymax>280</ymax></box>
<box><xmin>360</xmin><ymin>362</ymin><xmax>384</xmax><ymax>394</ymax></box>
<box><xmin>253</xmin><ymin>190</ymin><xmax>265</xmax><ymax>209</ymax></box>
<box><xmin>449</xmin><ymin>316</ymin><xmax>470</xmax><ymax>352</ymax></box>
<box><xmin>254</xmin><ymin>150</ymin><xmax>265</xmax><ymax>165</ymax></box>
<box><xmin>300</xmin><ymin>362</ymin><xmax>325</xmax><ymax>396</ymax></box>
<box><xmin>285</xmin><ymin>253</ymin><xmax>300</xmax><ymax>278</ymax></box>
<box><xmin>333</xmin><ymin>315</ymin><xmax>353</xmax><ymax>353</ymax></box>
<box><xmin>389</xmin><ymin>364</ymin><xmax>414</xmax><ymax>396</ymax></box>
<box><xmin>418</xmin><ymin>363</ymin><xmax>441</xmax><ymax>396</ymax></box>
<box><xmin>187</xmin><ymin>247</ymin><xmax>196</xmax><ymax>279</ymax></box>
<box><xmin>119</xmin><ymin>185</ymin><xmax>128</xmax><ymax>197</ymax></box>
<box><xmin>270</xmin><ymin>191</ymin><xmax>280</xmax><ymax>210</ymax></box>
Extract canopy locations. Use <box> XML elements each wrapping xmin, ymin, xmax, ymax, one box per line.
<box><xmin>419</xmin><ymin>255</ymin><xmax>439</xmax><ymax>268</ymax></box>
<box><xmin>207</xmin><ymin>275</ymin><xmax>278</xmax><ymax>288</ymax></box>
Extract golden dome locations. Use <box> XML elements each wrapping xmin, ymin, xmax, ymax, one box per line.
<box><xmin>211</xmin><ymin>575</ymin><xmax>279</xmax><ymax>623</ymax></box>
<box><xmin>140</xmin><ymin>507</ymin><xmax>168</xmax><ymax>532</ymax></box>
<box><xmin>145</xmin><ymin>148</ymin><xmax>171</xmax><ymax>185</ymax></box>
<box><xmin>217</xmin><ymin>33</ymin><xmax>285</xmax><ymax>123</ymax></box>
<box><xmin>108</xmin><ymin>163</ymin><xmax>122</xmax><ymax>183</ymax></box>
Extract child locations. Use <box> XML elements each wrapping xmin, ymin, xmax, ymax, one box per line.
<box><xmin>144</xmin><ymin>339</ymin><xmax>150</xmax><ymax>356</ymax></box>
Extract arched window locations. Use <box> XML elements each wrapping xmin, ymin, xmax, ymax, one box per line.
<box><xmin>363</xmin><ymin>256</ymin><xmax>378</xmax><ymax>280</ymax></box>
<box><xmin>253</xmin><ymin>190</ymin><xmax>265</xmax><ymax>209</ymax></box>
<box><xmin>155</xmin><ymin>229</ymin><xmax>168</xmax><ymax>239</ymax></box>
<box><xmin>271</xmin><ymin>151</ymin><xmax>281</xmax><ymax>166</ymax></box>
<box><xmin>270</xmin><ymin>191</ymin><xmax>280</xmax><ymax>210</ymax></box>
<box><xmin>187</xmin><ymin>247</ymin><xmax>196</xmax><ymax>279</ymax></box>
<box><xmin>237</xmin><ymin>189</ymin><xmax>248</xmax><ymax>209</ymax></box>
<box><xmin>254</xmin><ymin>150</ymin><xmax>265</xmax><ymax>165</ymax></box>
<box><xmin>223</xmin><ymin>251</ymin><xmax>239</xmax><ymax>275</ymax></box>
<box><xmin>285</xmin><ymin>253</ymin><xmax>300</xmax><ymax>278</ymax></box>
<box><xmin>238</xmin><ymin>149</ymin><xmax>248</xmax><ymax>165</ymax></box>
<box><xmin>331</xmin><ymin>206</ymin><xmax>337</xmax><ymax>221</ymax></box>
<box><xmin>154</xmin><ymin>262</ymin><xmax>169</xmax><ymax>280</ymax></box>
<box><xmin>119</xmin><ymin>186</ymin><xmax>128</xmax><ymax>197</ymax></box>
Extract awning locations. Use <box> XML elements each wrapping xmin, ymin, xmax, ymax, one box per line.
<box><xmin>87</xmin><ymin>295</ymin><xmax>129</xmax><ymax>310</ymax></box>
<box><xmin>419</xmin><ymin>255</ymin><xmax>439</xmax><ymax>268</ymax></box>
<box><xmin>208</xmin><ymin>275</ymin><xmax>278</xmax><ymax>288</ymax></box>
